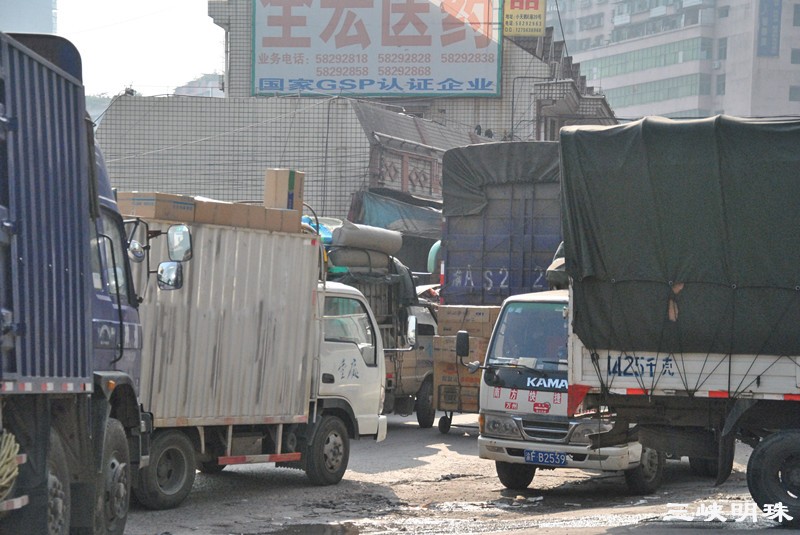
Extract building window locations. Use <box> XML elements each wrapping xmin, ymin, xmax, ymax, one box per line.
<box><xmin>718</xmin><ymin>37</ymin><xmax>727</xmax><ymax>60</ymax></box>
<box><xmin>795</xmin><ymin>4</ymin><xmax>800</xmax><ymax>26</ymax></box>
<box><xmin>793</xmin><ymin>49</ymin><xmax>800</xmax><ymax>64</ymax></box>
<box><xmin>603</xmin><ymin>73</ymin><xmax>711</xmax><ymax>109</ymax></box>
<box><xmin>791</xmin><ymin>86</ymin><xmax>800</xmax><ymax>101</ymax></box>
<box><xmin>718</xmin><ymin>6</ymin><xmax>730</xmax><ymax>18</ymax></box>
<box><xmin>716</xmin><ymin>74</ymin><xmax>726</xmax><ymax>95</ymax></box>
<box><xmin>579</xmin><ymin>13</ymin><xmax>604</xmax><ymax>30</ymax></box>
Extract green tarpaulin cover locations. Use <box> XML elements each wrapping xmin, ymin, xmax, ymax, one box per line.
<box><xmin>561</xmin><ymin>115</ymin><xmax>800</xmax><ymax>356</ymax></box>
<box><xmin>442</xmin><ymin>141</ymin><xmax>560</xmax><ymax>217</ymax></box>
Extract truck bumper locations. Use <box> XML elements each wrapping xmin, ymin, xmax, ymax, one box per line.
<box><xmin>478</xmin><ymin>436</ymin><xmax>641</xmax><ymax>472</ymax></box>
<box><xmin>375</xmin><ymin>415</ymin><xmax>388</xmax><ymax>442</ymax></box>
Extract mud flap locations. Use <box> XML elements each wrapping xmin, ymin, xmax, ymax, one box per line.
<box><xmin>715</xmin><ymin>430</ymin><xmax>735</xmax><ymax>486</ymax></box>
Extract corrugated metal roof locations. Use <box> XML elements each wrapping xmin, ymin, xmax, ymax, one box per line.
<box><xmin>350</xmin><ymin>100</ymin><xmax>490</xmax><ymax>152</ymax></box>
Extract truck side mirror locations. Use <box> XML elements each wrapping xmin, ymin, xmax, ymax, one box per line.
<box><xmin>157</xmin><ymin>261</ymin><xmax>183</xmax><ymax>290</ymax></box>
<box><xmin>128</xmin><ymin>239</ymin><xmax>145</xmax><ymax>263</ymax></box>
<box><xmin>167</xmin><ymin>224</ymin><xmax>192</xmax><ymax>262</ymax></box>
<box><xmin>407</xmin><ymin>315</ymin><xmax>417</xmax><ymax>347</ymax></box>
<box><xmin>456</xmin><ymin>330</ymin><xmax>483</xmax><ymax>373</ymax></box>
<box><xmin>456</xmin><ymin>330</ymin><xmax>469</xmax><ymax>357</ymax></box>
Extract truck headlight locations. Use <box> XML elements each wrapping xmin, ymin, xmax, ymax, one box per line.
<box><xmin>570</xmin><ymin>421</ymin><xmax>613</xmax><ymax>445</ymax></box>
<box><xmin>482</xmin><ymin>413</ymin><xmax>521</xmax><ymax>438</ymax></box>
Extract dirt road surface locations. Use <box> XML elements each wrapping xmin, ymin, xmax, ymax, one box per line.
<box><xmin>126</xmin><ymin>414</ymin><xmax>793</xmax><ymax>534</ymax></box>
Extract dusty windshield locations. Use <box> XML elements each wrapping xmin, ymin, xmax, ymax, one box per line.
<box><xmin>486</xmin><ymin>301</ymin><xmax>568</xmax><ymax>371</ymax></box>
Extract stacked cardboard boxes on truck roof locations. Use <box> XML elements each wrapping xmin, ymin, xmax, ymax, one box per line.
<box><xmin>433</xmin><ymin>305</ymin><xmax>501</xmax><ymax>414</ymax></box>
<box><xmin>116</xmin><ymin>169</ymin><xmax>306</xmax><ymax>233</ymax></box>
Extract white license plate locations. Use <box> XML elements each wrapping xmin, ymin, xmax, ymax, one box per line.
<box><xmin>524</xmin><ymin>450</ymin><xmax>567</xmax><ymax>466</ymax></box>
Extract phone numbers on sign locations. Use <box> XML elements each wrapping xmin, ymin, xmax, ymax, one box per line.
<box><xmin>377</xmin><ymin>53</ymin><xmax>432</xmax><ymax>63</ymax></box>
<box><xmin>316</xmin><ymin>66</ymin><xmax>369</xmax><ymax>76</ymax></box>
<box><xmin>315</xmin><ymin>54</ymin><xmax>368</xmax><ymax>64</ymax></box>
<box><xmin>442</xmin><ymin>52</ymin><xmax>495</xmax><ymax>63</ymax></box>
<box><xmin>377</xmin><ymin>66</ymin><xmax>432</xmax><ymax>76</ymax></box>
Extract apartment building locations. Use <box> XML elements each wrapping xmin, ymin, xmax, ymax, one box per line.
<box><xmin>548</xmin><ymin>0</ymin><xmax>800</xmax><ymax>118</ymax></box>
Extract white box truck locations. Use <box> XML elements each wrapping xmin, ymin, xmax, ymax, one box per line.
<box><xmin>127</xmin><ymin>219</ymin><xmax>388</xmax><ymax>509</ymax></box>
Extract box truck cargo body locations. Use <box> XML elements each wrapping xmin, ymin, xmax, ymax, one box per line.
<box><xmin>129</xmin><ymin>220</ymin><xmax>387</xmax><ymax>509</ymax></box>
<box><xmin>0</xmin><ymin>32</ymin><xmax>147</xmax><ymax>534</ymax></box>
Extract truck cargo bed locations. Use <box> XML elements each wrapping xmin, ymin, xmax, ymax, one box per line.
<box><xmin>135</xmin><ymin>223</ymin><xmax>320</xmax><ymax>426</ymax></box>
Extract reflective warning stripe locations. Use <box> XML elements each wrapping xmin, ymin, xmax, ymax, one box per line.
<box><xmin>1</xmin><ymin>381</ymin><xmax>91</xmax><ymax>393</ymax></box>
<box><xmin>219</xmin><ymin>452</ymin><xmax>302</xmax><ymax>465</ymax></box>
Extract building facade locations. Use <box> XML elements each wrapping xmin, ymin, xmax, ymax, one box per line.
<box><xmin>548</xmin><ymin>0</ymin><xmax>800</xmax><ymax>118</ymax></box>
<box><xmin>96</xmin><ymin>0</ymin><xmax>615</xmax><ymax>232</ymax></box>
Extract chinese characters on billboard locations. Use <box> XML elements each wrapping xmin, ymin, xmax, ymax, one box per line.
<box><xmin>503</xmin><ymin>0</ymin><xmax>546</xmax><ymax>37</ymax></box>
<box><xmin>253</xmin><ymin>0</ymin><xmax>502</xmax><ymax>97</ymax></box>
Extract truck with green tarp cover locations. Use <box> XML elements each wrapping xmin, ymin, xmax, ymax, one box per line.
<box><xmin>440</xmin><ymin>142</ymin><xmax>562</xmax><ymax>305</ymax></box>
<box><xmin>562</xmin><ymin>115</ymin><xmax>800</xmax><ymax>524</ymax></box>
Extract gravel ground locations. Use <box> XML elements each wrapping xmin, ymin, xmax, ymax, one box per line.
<box><xmin>126</xmin><ymin>414</ymin><xmax>793</xmax><ymax>535</ymax></box>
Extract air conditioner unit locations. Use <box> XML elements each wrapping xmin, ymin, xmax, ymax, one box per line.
<box><xmin>712</xmin><ymin>61</ymin><xmax>721</xmax><ymax>69</ymax></box>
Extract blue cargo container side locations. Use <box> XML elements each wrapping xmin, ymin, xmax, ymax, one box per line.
<box><xmin>440</xmin><ymin>142</ymin><xmax>562</xmax><ymax>306</ymax></box>
<box><xmin>2</xmin><ymin>33</ymin><xmax>92</xmax><ymax>382</ymax></box>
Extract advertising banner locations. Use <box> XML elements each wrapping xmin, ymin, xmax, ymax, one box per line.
<box><xmin>756</xmin><ymin>0</ymin><xmax>781</xmax><ymax>57</ymax></box>
<box><xmin>503</xmin><ymin>0</ymin><xmax>546</xmax><ymax>37</ymax></box>
<box><xmin>253</xmin><ymin>0</ymin><xmax>502</xmax><ymax>97</ymax></box>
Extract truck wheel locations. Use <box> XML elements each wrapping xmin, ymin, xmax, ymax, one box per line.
<box><xmin>624</xmin><ymin>447</ymin><xmax>665</xmax><ymax>495</ymax></box>
<box><xmin>438</xmin><ymin>415</ymin><xmax>451</xmax><ymax>434</ymax></box>
<box><xmin>415</xmin><ymin>379</ymin><xmax>436</xmax><ymax>429</ymax></box>
<box><xmin>94</xmin><ymin>418</ymin><xmax>130</xmax><ymax>535</ymax></box>
<box><xmin>305</xmin><ymin>415</ymin><xmax>349</xmax><ymax>486</ymax></box>
<box><xmin>496</xmin><ymin>461</ymin><xmax>535</xmax><ymax>490</ymax></box>
<box><xmin>133</xmin><ymin>430</ymin><xmax>196</xmax><ymax>510</ymax></box>
<box><xmin>689</xmin><ymin>456</ymin><xmax>718</xmax><ymax>478</ymax></box>
<box><xmin>747</xmin><ymin>430</ymin><xmax>800</xmax><ymax>525</ymax></box>
<box><xmin>197</xmin><ymin>460</ymin><xmax>227</xmax><ymax>474</ymax></box>
<box><xmin>48</xmin><ymin>430</ymin><xmax>71</xmax><ymax>535</ymax></box>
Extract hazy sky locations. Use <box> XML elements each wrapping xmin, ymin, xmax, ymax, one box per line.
<box><xmin>57</xmin><ymin>0</ymin><xmax>224</xmax><ymax>96</ymax></box>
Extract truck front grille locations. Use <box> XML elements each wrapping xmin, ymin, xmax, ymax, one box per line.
<box><xmin>519</xmin><ymin>418</ymin><xmax>571</xmax><ymax>442</ymax></box>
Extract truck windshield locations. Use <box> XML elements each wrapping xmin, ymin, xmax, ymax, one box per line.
<box><xmin>486</xmin><ymin>301</ymin><xmax>567</xmax><ymax>371</ymax></box>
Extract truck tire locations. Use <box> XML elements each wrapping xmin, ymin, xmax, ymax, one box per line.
<box><xmin>48</xmin><ymin>430</ymin><xmax>71</xmax><ymax>535</ymax></box>
<box><xmin>94</xmin><ymin>418</ymin><xmax>130</xmax><ymax>535</ymax></box>
<box><xmin>133</xmin><ymin>430</ymin><xmax>196</xmax><ymax>510</ymax></box>
<box><xmin>305</xmin><ymin>415</ymin><xmax>349</xmax><ymax>486</ymax></box>
<box><xmin>689</xmin><ymin>456</ymin><xmax>718</xmax><ymax>478</ymax></box>
<box><xmin>746</xmin><ymin>430</ymin><xmax>800</xmax><ymax>525</ymax></box>
<box><xmin>438</xmin><ymin>415</ymin><xmax>451</xmax><ymax>434</ymax></box>
<box><xmin>495</xmin><ymin>461</ymin><xmax>535</xmax><ymax>490</ymax></box>
<box><xmin>624</xmin><ymin>447</ymin><xmax>665</xmax><ymax>495</ymax></box>
<box><xmin>415</xmin><ymin>379</ymin><xmax>436</xmax><ymax>429</ymax></box>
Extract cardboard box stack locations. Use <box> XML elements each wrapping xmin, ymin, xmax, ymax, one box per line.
<box><xmin>264</xmin><ymin>168</ymin><xmax>304</xmax><ymax>233</ymax></box>
<box><xmin>433</xmin><ymin>305</ymin><xmax>501</xmax><ymax>414</ymax></box>
<box><xmin>116</xmin><ymin>192</ymin><xmax>196</xmax><ymax>222</ymax></box>
<box><xmin>117</xmin><ymin>168</ymin><xmax>307</xmax><ymax>234</ymax></box>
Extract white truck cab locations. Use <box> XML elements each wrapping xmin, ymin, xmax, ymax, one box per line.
<box><xmin>462</xmin><ymin>290</ymin><xmax>663</xmax><ymax>494</ymax></box>
<box><xmin>318</xmin><ymin>280</ymin><xmax>388</xmax><ymax>442</ymax></box>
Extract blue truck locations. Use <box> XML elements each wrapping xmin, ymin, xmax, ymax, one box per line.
<box><xmin>440</xmin><ymin>141</ymin><xmax>562</xmax><ymax>306</ymax></box>
<box><xmin>0</xmin><ymin>32</ymin><xmax>181</xmax><ymax>534</ymax></box>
